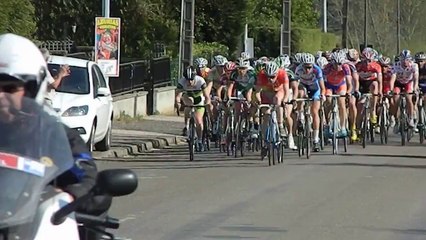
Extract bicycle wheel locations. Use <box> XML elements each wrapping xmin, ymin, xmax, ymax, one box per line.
<box><xmin>379</xmin><ymin>105</ymin><xmax>388</xmax><ymax>145</ymax></box>
<box><xmin>298</xmin><ymin>133</ymin><xmax>303</xmax><ymax>157</ymax></box>
<box><xmin>400</xmin><ymin>110</ymin><xmax>406</xmax><ymax>146</ymax></box>
<box><xmin>319</xmin><ymin>108</ymin><xmax>325</xmax><ymax>150</ymax></box>
<box><xmin>362</xmin><ymin>114</ymin><xmax>368</xmax><ymax>149</ymax></box>
<box><xmin>419</xmin><ymin>106</ymin><xmax>425</xmax><ymax>144</ymax></box>
<box><xmin>305</xmin><ymin>115</ymin><xmax>311</xmax><ymax>159</ymax></box>
<box><xmin>189</xmin><ymin>119</ymin><xmax>195</xmax><ymax>161</ymax></box>
<box><xmin>332</xmin><ymin>111</ymin><xmax>338</xmax><ymax>155</ymax></box>
<box><xmin>203</xmin><ymin>114</ymin><xmax>211</xmax><ymax>151</ymax></box>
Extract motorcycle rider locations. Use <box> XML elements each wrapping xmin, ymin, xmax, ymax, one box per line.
<box><xmin>0</xmin><ymin>33</ymin><xmax>111</xmax><ymax>239</ymax></box>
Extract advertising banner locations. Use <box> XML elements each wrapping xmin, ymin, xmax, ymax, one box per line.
<box><xmin>95</xmin><ymin>17</ymin><xmax>121</xmax><ymax>77</ymax></box>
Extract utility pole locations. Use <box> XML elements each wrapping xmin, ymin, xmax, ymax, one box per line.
<box><xmin>323</xmin><ymin>0</ymin><xmax>327</xmax><ymax>32</ymax></box>
<box><xmin>397</xmin><ymin>0</ymin><xmax>401</xmax><ymax>54</ymax></box>
<box><xmin>281</xmin><ymin>0</ymin><xmax>291</xmax><ymax>55</ymax></box>
<box><xmin>102</xmin><ymin>0</ymin><xmax>110</xmax><ymax>17</ymax></box>
<box><xmin>341</xmin><ymin>0</ymin><xmax>349</xmax><ymax>48</ymax></box>
<box><xmin>178</xmin><ymin>0</ymin><xmax>195</xmax><ymax>78</ymax></box>
<box><xmin>363</xmin><ymin>0</ymin><xmax>368</xmax><ymax>50</ymax></box>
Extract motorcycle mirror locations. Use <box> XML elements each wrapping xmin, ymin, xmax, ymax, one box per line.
<box><xmin>96</xmin><ymin>169</ymin><xmax>138</xmax><ymax>196</ymax></box>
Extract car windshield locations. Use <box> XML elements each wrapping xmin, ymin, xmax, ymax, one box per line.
<box><xmin>48</xmin><ymin>64</ymin><xmax>90</xmax><ymax>94</ymax></box>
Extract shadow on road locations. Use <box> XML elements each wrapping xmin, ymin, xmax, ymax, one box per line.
<box><xmin>341</xmin><ymin>153</ymin><xmax>426</xmax><ymax>159</ymax></box>
<box><xmin>289</xmin><ymin>162</ymin><xmax>426</xmax><ymax>170</ymax></box>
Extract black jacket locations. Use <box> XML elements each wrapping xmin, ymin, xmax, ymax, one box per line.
<box><xmin>0</xmin><ymin>99</ymin><xmax>97</xmax><ymax>199</ymax></box>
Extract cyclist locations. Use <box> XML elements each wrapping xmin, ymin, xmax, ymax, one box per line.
<box><xmin>316</xmin><ymin>56</ymin><xmax>329</xmax><ymax>70</ymax></box>
<box><xmin>323</xmin><ymin>51</ymin><xmax>353</xmax><ymax>138</ymax></box>
<box><xmin>379</xmin><ymin>56</ymin><xmax>396</xmax><ymax>127</ymax></box>
<box><xmin>294</xmin><ymin>53</ymin><xmax>326</xmax><ymax>152</ymax></box>
<box><xmin>356</xmin><ymin>47</ymin><xmax>382</xmax><ymax>131</ymax></box>
<box><xmin>175</xmin><ymin>66</ymin><xmax>211</xmax><ymax>150</ymax></box>
<box><xmin>389</xmin><ymin>49</ymin><xmax>419</xmax><ymax>131</ymax></box>
<box><xmin>255</xmin><ymin>61</ymin><xmax>293</xmax><ymax>154</ymax></box>
<box><xmin>227</xmin><ymin>57</ymin><xmax>257</xmax><ymax>137</ymax></box>
<box><xmin>275</xmin><ymin>54</ymin><xmax>297</xmax><ymax>149</ymax></box>
<box><xmin>345</xmin><ymin>48</ymin><xmax>361</xmax><ymax>141</ymax></box>
<box><xmin>416</xmin><ymin>51</ymin><xmax>426</xmax><ymax>132</ymax></box>
<box><xmin>206</xmin><ymin>55</ymin><xmax>228</xmax><ymax>126</ymax></box>
<box><xmin>194</xmin><ymin>57</ymin><xmax>210</xmax><ymax>79</ymax></box>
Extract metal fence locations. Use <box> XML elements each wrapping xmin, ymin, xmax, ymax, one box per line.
<box><xmin>109</xmin><ymin>57</ymin><xmax>172</xmax><ymax>95</ymax></box>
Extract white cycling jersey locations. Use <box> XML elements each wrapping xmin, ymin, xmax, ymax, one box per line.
<box><xmin>392</xmin><ymin>61</ymin><xmax>419</xmax><ymax>84</ymax></box>
<box><xmin>177</xmin><ymin>75</ymin><xmax>207</xmax><ymax>98</ymax></box>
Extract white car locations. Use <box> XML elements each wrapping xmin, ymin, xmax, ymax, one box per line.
<box><xmin>47</xmin><ymin>56</ymin><xmax>113</xmax><ymax>152</ymax></box>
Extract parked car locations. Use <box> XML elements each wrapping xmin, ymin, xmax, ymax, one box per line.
<box><xmin>47</xmin><ymin>56</ymin><xmax>113</xmax><ymax>152</ymax></box>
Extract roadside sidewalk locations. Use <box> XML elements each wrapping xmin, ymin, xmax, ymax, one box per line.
<box><xmin>92</xmin><ymin>115</ymin><xmax>186</xmax><ymax>159</ymax></box>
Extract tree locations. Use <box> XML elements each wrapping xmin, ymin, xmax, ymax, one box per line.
<box><xmin>0</xmin><ymin>0</ymin><xmax>36</xmax><ymax>38</ymax></box>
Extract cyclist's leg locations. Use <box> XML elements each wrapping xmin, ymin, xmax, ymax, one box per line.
<box><xmin>336</xmin><ymin>84</ymin><xmax>348</xmax><ymax>136</ymax></box>
<box><xmin>393</xmin><ymin>86</ymin><xmax>402</xmax><ymax>133</ymax></box>
<box><xmin>182</xmin><ymin>95</ymin><xmax>194</xmax><ymax>135</ymax></box>
<box><xmin>309</xmin><ymin>87</ymin><xmax>321</xmax><ymax>144</ymax></box>
<box><xmin>369</xmin><ymin>80</ymin><xmax>379</xmax><ymax>124</ymax></box>
<box><xmin>193</xmin><ymin>96</ymin><xmax>205</xmax><ymax>143</ymax></box>
<box><xmin>273</xmin><ymin>90</ymin><xmax>285</xmax><ymax>134</ymax></box>
<box><xmin>206</xmin><ymin>80</ymin><xmax>214</xmax><ymax>125</ymax></box>
<box><xmin>405</xmin><ymin>81</ymin><xmax>415</xmax><ymax>127</ymax></box>
<box><xmin>356</xmin><ymin>81</ymin><xmax>370</xmax><ymax>130</ymax></box>
<box><xmin>260</xmin><ymin>91</ymin><xmax>274</xmax><ymax>139</ymax></box>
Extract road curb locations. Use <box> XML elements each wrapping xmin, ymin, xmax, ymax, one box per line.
<box><xmin>93</xmin><ymin>135</ymin><xmax>186</xmax><ymax>159</ymax></box>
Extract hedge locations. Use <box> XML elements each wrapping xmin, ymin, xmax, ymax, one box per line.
<box><xmin>291</xmin><ymin>27</ymin><xmax>339</xmax><ymax>53</ymax></box>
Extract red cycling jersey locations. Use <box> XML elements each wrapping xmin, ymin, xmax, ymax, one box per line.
<box><xmin>356</xmin><ymin>61</ymin><xmax>382</xmax><ymax>81</ymax></box>
<box><xmin>256</xmin><ymin>69</ymin><xmax>289</xmax><ymax>92</ymax></box>
<box><xmin>323</xmin><ymin>63</ymin><xmax>351</xmax><ymax>86</ymax></box>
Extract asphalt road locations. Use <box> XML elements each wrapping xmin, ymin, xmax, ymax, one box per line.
<box><xmin>99</xmin><ymin>120</ymin><xmax>426</xmax><ymax>240</ymax></box>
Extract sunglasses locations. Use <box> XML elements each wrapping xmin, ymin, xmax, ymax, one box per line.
<box><xmin>303</xmin><ymin>65</ymin><xmax>313</xmax><ymax>69</ymax></box>
<box><xmin>0</xmin><ymin>82</ymin><xmax>24</xmax><ymax>94</ymax></box>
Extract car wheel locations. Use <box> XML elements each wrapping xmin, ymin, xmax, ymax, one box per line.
<box><xmin>95</xmin><ymin>121</ymin><xmax>112</xmax><ymax>151</ymax></box>
<box><xmin>87</xmin><ymin>123</ymin><xmax>96</xmax><ymax>152</ymax></box>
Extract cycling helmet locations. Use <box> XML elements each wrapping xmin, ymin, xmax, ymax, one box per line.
<box><xmin>240</xmin><ymin>51</ymin><xmax>251</xmax><ymax>59</ymax></box>
<box><xmin>394</xmin><ymin>55</ymin><xmax>400</xmax><ymax>63</ymax></box>
<box><xmin>400</xmin><ymin>49</ymin><xmax>412</xmax><ymax>60</ymax></box>
<box><xmin>322</xmin><ymin>51</ymin><xmax>331</xmax><ymax>59</ymax></box>
<box><xmin>300</xmin><ymin>53</ymin><xmax>315</xmax><ymax>64</ymax></box>
<box><xmin>347</xmin><ymin>48</ymin><xmax>359</xmax><ymax>61</ymax></box>
<box><xmin>379</xmin><ymin>56</ymin><xmax>391</xmax><ymax>66</ymax></box>
<box><xmin>0</xmin><ymin>33</ymin><xmax>48</xmax><ymax>104</ymax></box>
<box><xmin>183</xmin><ymin>66</ymin><xmax>197</xmax><ymax>80</ymax></box>
<box><xmin>194</xmin><ymin>57</ymin><xmax>208</xmax><ymax>68</ymax></box>
<box><xmin>258</xmin><ymin>56</ymin><xmax>269</xmax><ymax>63</ymax></box>
<box><xmin>293</xmin><ymin>53</ymin><xmax>303</xmax><ymax>64</ymax></box>
<box><xmin>330</xmin><ymin>51</ymin><xmax>346</xmax><ymax>64</ymax></box>
<box><xmin>264</xmin><ymin>61</ymin><xmax>279</xmax><ymax>77</ymax></box>
<box><xmin>275</xmin><ymin>54</ymin><xmax>291</xmax><ymax>69</ymax></box>
<box><xmin>362</xmin><ymin>47</ymin><xmax>376</xmax><ymax>60</ymax></box>
<box><xmin>224</xmin><ymin>61</ymin><xmax>237</xmax><ymax>72</ymax></box>
<box><xmin>316</xmin><ymin>57</ymin><xmax>329</xmax><ymax>69</ymax></box>
<box><xmin>415</xmin><ymin>51</ymin><xmax>426</xmax><ymax>61</ymax></box>
<box><xmin>236</xmin><ymin>57</ymin><xmax>251</xmax><ymax>68</ymax></box>
<box><xmin>213</xmin><ymin>55</ymin><xmax>228</xmax><ymax>66</ymax></box>
<box><xmin>315</xmin><ymin>51</ymin><xmax>323</xmax><ymax>59</ymax></box>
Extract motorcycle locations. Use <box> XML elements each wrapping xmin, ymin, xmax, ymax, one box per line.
<box><xmin>0</xmin><ymin>93</ymin><xmax>138</xmax><ymax>239</ymax></box>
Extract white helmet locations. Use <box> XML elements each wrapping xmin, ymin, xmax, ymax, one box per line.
<box><xmin>316</xmin><ymin>57</ymin><xmax>329</xmax><ymax>69</ymax></box>
<box><xmin>265</xmin><ymin>61</ymin><xmax>279</xmax><ymax>77</ymax></box>
<box><xmin>194</xmin><ymin>57</ymin><xmax>208</xmax><ymax>68</ymax></box>
<box><xmin>300</xmin><ymin>53</ymin><xmax>315</xmax><ymax>64</ymax></box>
<box><xmin>240</xmin><ymin>51</ymin><xmax>251</xmax><ymax>59</ymax></box>
<box><xmin>213</xmin><ymin>55</ymin><xmax>228</xmax><ymax>66</ymax></box>
<box><xmin>0</xmin><ymin>33</ymin><xmax>48</xmax><ymax>105</ymax></box>
<box><xmin>330</xmin><ymin>51</ymin><xmax>346</xmax><ymax>64</ymax></box>
<box><xmin>236</xmin><ymin>57</ymin><xmax>250</xmax><ymax>68</ymax></box>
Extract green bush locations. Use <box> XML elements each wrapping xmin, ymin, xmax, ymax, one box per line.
<box><xmin>193</xmin><ymin>41</ymin><xmax>230</xmax><ymax>65</ymax></box>
<box><xmin>291</xmin><ymin>28</ymin><xmax>339</xmax><ymax>53</ymax></box>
